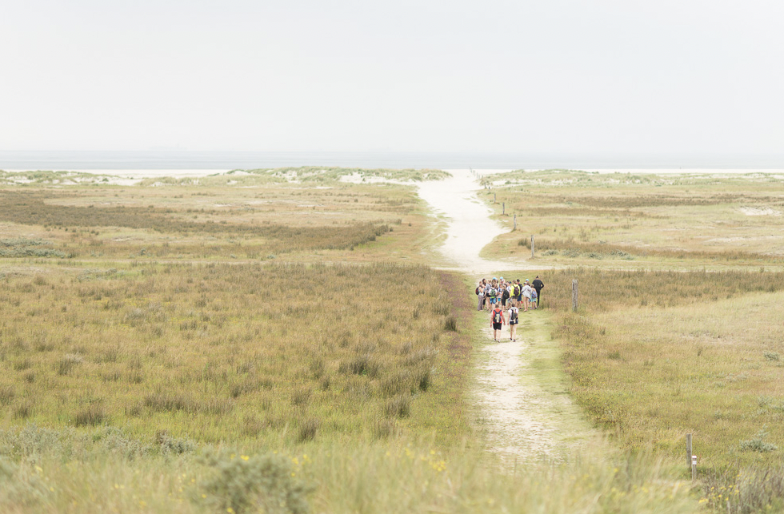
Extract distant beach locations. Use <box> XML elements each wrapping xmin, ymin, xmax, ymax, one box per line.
<box><xmin>2</xmin><ymin>150</ymin><xmax>784</xmax><ymax>173</ymax></box>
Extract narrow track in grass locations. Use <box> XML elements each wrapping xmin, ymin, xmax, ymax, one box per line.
<box><xmin>418</xmin><ymin>169</ymin><xmax>602</xmax><ymax>462</ymax></box>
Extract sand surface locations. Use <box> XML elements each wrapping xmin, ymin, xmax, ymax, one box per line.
<box><xmin>418</xmin><ymin>170</ymin><xmax>601</xmax><ymax>463</ymax></box>
<box><xmin>417</xmin><ymin>169</ymin><xmax>529</xmax><ymax>274</ymax></box>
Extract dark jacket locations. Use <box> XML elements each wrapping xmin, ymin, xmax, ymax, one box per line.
<box><xmin>532</xmin><ymin>279</ymin><xmax>544</xmax><ymax>291</ymax></box>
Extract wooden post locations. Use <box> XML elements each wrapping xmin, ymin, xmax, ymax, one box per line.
<box><xmin>692</xmin><ymin>454</ymin><xmax>697</xmax><ymax>482</ymax></box>
<box><xmin>493</xmin><ymin>192</ymin><xmax>496</xmax><ymax>203</ymax></box>
<box><xmin>531</xmin><ymin>235</ymin><xmax>535</xmax><ymax>258</ymax></box>
<box><xmin>572</xmin><ymin>279</ymin><xmax>578</xmax><ymax>311</ymax></box>
<box><xmin>686</xmin><ymin>434</ymin><xmax>692</xmax><ymax>470</ymax></box>
<box><xmin>502</xmin><ymin>202</ymin><xmax>505</xmax><ymax>215</ymax></box>
<box><xmin>513</xmin><ymin>214</ymin><xmax>517</xmax><ymax>230</ymax></box>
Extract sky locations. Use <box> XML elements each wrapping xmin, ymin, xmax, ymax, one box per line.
<box><xmin>1</xmin><ymin>0</ymin><xmax>783</xmax><ymax>156</ymax></box>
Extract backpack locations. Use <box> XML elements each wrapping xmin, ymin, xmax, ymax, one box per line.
<box><xmin>493</xmin><ymin>309</ymin><xmax>502</xmax><ymax>323</ymax></box>
<box><xmin>511</xmin><ymin>309</ymin><xmax>518</xmax><ymax>322</ymax></box>
<box><xmin>513</xmin><ymin>284</ymin><xmax>520</xmax><ymax>296</ymax></box>
<box><xmin>475</xmin><ymin>286</ymin><xmax>480</xmax><ymax>295</ymax></box>
<box><xmin>502</xmin><ymin>289</ymin><xmax>510</xmax><ymax>300</ymax></box>
<box><xmin>489</xmin><ymin>288</ymin><xmax>497</xmax><ymax>297</ymax></box>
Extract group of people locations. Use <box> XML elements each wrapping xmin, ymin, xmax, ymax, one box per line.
<box><xmin>475</xmin><ymin>276</ymin><xmax>545</xmax><ymax>342</ymax></box>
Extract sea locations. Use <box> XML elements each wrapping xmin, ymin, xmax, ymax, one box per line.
<box><xmin>1</xmin><ymin>151</ymin><xmax>784</xmax><ymax>173</ymax></box>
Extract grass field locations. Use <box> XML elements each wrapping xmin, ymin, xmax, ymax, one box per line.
<box><xmin>526</xmin><ymin>267</ymin><xmax>784</xmax><ymax>512</ymax></box>
<box><xmin>481</xmin><ymin>170</ymin><xmax>784</xmax><ymax>269</ymax></box>
<box><xmin>2</xmin><ymin>167</ymin><xmax>784</xmax><ymax>512</ymax></box>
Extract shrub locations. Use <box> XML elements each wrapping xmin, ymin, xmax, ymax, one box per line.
<box><xmin>201</xmin><ymin>453</ymin><xmax>313</xmax><ymax>514</ymax></box>
<box><xmin>0</xmin><ymin>386</ymin><xmax>14</xmax><ymax>406</ymax></box>
<box><xmin>291</xmin><ymin>387</ymin><xmax>312</xmax><ymax>407</ymax></box>
<box><xmin>14</xmin><ymin>403</ymin><xmax>32</xmax><ymax>420</ymax></box>
<box><xmin>297</xmin><ymin>418</ymin><xmax>319</xmax><ymax>442</ymax></box>
<box><xmin>341</xmin><ymin>354</ymin><xmax>380</xmax><ymax>378</ymax></box>
<box><xmin>443</xmin><ymin>315</ymin><xmax>457</xmax><ymax>331</ymax></box>
<box><xmin>764</xmin><ymin>351</ymin><xmax>780</xmax><ymax>361</ymax></box>
<box><xmin>74</xmin><ymin>406</ymin><xmax>107</xmax><ymax>427</ymax></box>
<box><xmin>373</xmin><ymin>417</ymin><xmax>396</xmax><ymax>439</ymax></box>
<box><xmin>739</xmin><ymin>430</ymin><xmax>779</xmax><ymax>453</ymax></box>
<box><xmin>415</xmin><ymin>368</ymin><xmax>431</xmax><ymax>392</ymax></box>
<box><xmin>157</xmin><ymin>434</ymin><xmax>195</xmax><ymax>455</ymax></box>
<box><xmin>384</xmin><ymin>395</ymin><xmax>411</xmax><ymax>418</ymax></box>
<box><xmin>56</xmin><ymin>354</ymin><xmax>83</xmax><ymax>375</ymax></box>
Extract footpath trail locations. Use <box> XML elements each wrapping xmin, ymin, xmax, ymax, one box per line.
<box><xmin>418</xmin><ymin>170</ymin><xmax>601</xmax><ymax>462</ymax></box>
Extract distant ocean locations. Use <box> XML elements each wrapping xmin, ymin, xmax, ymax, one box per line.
<box><xmin>2</xmin><ymin>151</ymin><xmax>784</xmax><ymax>171</ymax></box>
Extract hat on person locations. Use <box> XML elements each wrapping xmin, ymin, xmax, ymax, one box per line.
<box><xmin>493</xmin><ymin>277</ymin><xmax>497</xmax><ymax>280</ymax></box>
<box><xmin>525</xmin><ymin>279</ymin><xmax>529</xmax><ymax>283</ymax></box>
<box><xmin>500</xmin><ymin>277</ymin><xmax>504</xmax><ymax>280</ymax></box>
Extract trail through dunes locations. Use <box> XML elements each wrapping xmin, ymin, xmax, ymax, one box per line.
<box><xmin>418</xmin><ymin>170</ymin><xmax>601</xmax><ymax>462</ymax></box>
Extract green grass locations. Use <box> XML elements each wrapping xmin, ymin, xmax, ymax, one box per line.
<box><xmin>0</xmin><ymin>424</ymin><xmax>700</xmax><ymax>514</ymax></box>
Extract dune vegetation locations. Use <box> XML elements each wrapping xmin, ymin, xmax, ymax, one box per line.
<box><xmin>1</xmin><ymin>167</ymin><xmax>783</xmax><ymax>512</ymax></box>
<box><xmin>482</xmin><ymin>169</ymin><xmax>784</xmax><ymax>269</ymax></box>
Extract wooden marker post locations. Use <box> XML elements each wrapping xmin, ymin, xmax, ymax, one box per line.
<box><xmin>502</xmin><ymin>202</ymin><xmax>505</xmax><ymax>215</ymax></box>
<box><xmin>494</xmin><ymin>192</ymin><xmax>496</xmax><ymax>203</ymax></box>
<box><xmin>531</xmin><ymin>235</ymin><xmax>535</xmax><ymax>258</ymax></box>
<box><xmin>692</xmin><ymin>455</ymin><xmax>697</xmax><ymax>482</ymax></box>
<box><xmin>686</xmin><ymin>434</ymin><xmax>692</xmax><ymax>470</ymax></box>
<box><xmin>513</xmin><ymin>214</ymin><xmax>517</xmax><ymax>230</ymax></box>
<box><xmin>572</xmin><ymin>279</ymin><xmax>578</xmax><ymax>311</ymax></box>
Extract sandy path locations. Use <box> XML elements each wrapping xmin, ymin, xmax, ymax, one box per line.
<box><xmin>417</xmin><ymin>171</ymin><xmax>599</xmax><ymax>463</ymax></box>
<box><xmin>417</xmin><ymin>169</ymin><xmax>530</xmax><ymax>274</ymax></box>
<box><xmin>474</xmin><ymin>324</ymin><xmax>555</xmax><ymax>458</ymax></box>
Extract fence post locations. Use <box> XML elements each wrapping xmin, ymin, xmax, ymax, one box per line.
<box><xmin>531</xmin><ymin>235</ymin><xmax>534</xmax><ymax>258</ymax></box>
<box><xmin>494</xmin><ymin>192</ymin><xmax>496</xmax><ymax>203</ymax></box>
<box><xmin>686</xmin><ymin>434</ymin><xmax>692</xmax><ymax>470</ymax></box>
<box><xmin>513</xmin><ymin>214</ymin><xmax>517</xmax><ymax>230</ymax></box>
<box><xmin>502</xmin><ymin>202</ymin><xmax>505</xmax><ymax>215</ymax></box>
<box><xmin>572</xmin><ymin>279</ymin><xmax>578</xmax><ymax>311</ymax></box>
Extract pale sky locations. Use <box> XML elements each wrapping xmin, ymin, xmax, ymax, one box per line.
<box><xmin>1</xmin><ymin>0</ymin><xmax>783</xmax><ymax>155</ymax></box>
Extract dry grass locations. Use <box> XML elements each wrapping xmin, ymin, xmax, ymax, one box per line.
<box><xmin>536</xmin><ymin>268</ymin><xmax>784</xmax><ymax>511</ymax></box>
<box><xmin>0</xmin><ymin>262</ymin><xmax>466</xmax><ymax>443</ymax></box>
<box><xmin>482</xmin><ymin>169</ymin><xmax>784</xmax><ymax>267</ymax></box>
<box><xmin>0</xmin><ymin>179</ymin><xmax>440</xmax><ymax>266</ymax></box>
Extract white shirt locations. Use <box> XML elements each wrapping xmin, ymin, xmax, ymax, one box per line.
<box><xmin>522</xmin><ymin>285</ymin><xmax>533</xmax><ymax>298</ymax></box>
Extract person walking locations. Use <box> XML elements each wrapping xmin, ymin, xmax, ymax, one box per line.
<box><xmin>532</xmin><ymin>276</ymin><xmax>544</xmax><ymax>308</ymax></box>
<box><xmin>490</xmin><ymin>302</ymin><xmax>506</xmax><ymax>341</ymax></box>
<box><xmin>476</xmin><ymin>280</ymin><xmax>485</xmax><ymax>311</ymax></box>
<box><xmin>508</xmin><ymin>299</ymin><xmax>519</xmax><ymax>341</ymax></box>
<box><xmin>501</xmin><ymin>282</ymin><xmax>510</xmax><ymax>307</ymax></box>
<box><xmin>522</xmin><ymin>280</ymin><xmax>533</xmax><ymax>312</ymax></box>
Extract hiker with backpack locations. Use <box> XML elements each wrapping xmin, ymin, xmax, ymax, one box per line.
<box><xmin>512</xmin><ymin>281</ymin><xmax>521</xmax><ymax>304</ymax></box>
<box><xmin>508</xmin><ymin>299</ymin><xmax>520</xmax><ymax>341</ymax></box>
<box><xmin>488</xmin><ymin>279</ymin><xmax>498</xmax><ymax>307</ymax></box>
<box><xmin>476</xmin><ymin>280</ymin><xmax>485</xmax><ymax>311</ymax></box>
<box><xmin>501</xmin><ymin>282</ymin><xmax>510</xmax><ymax>307</ymax></box>
<box><xmin>490</xmin><ymin>302</ymin><xmax>506</xmax><ymax>342</ymax></box>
